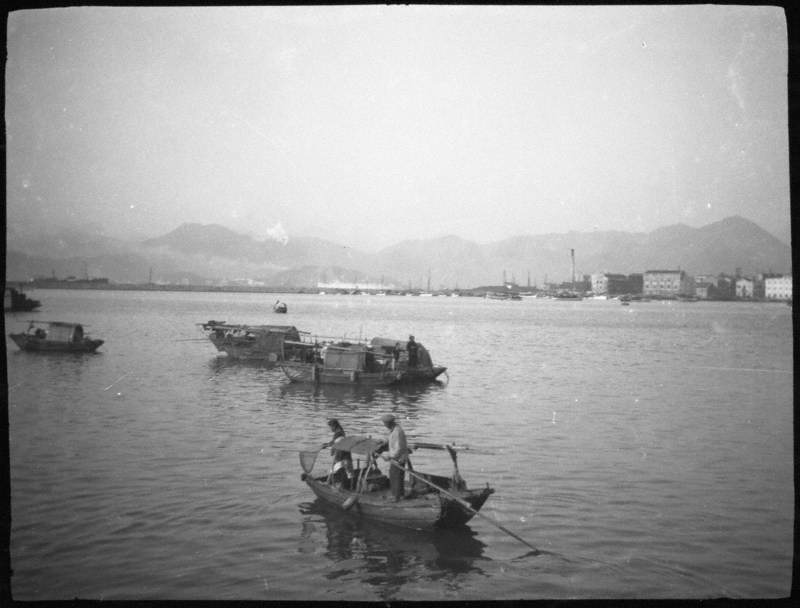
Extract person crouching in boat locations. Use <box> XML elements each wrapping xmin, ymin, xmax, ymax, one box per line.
<box><xmin>324</xmin><ymin>418</ymin><xmax>353</xmax><ymax>489</ymax></box>
<box><xmin>379</xmin><ymin>413</ymin><xmax>410</xmax><ymax>501</ymax></box>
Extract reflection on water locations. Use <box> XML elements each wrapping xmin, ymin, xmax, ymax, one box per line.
<box><xmin>206</xmin><ymin>355</ymin><xmax>278</xmax><ymax>373</ymax></box>
<box><xmin>278</xmin><ymin>378</ymin><xmax>447</xmax><ymax>403</ymax></box>
<box><xmin>8</xmin><ymin>293</ymin><xmax>793</xmax><ymax>599</ymax></box>
<box><xmin>299</xmin><ymin>498</ymin><xmax>487</xmax><ymax>600</ymax></box>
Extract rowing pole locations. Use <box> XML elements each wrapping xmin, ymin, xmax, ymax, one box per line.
<box><xmin>387</xmin><ymin>459</ymin><xmax>539</xmax><ymax>553</ymax></box>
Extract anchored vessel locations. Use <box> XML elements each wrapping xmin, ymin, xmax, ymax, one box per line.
<box><xmin>199</xmin><ymin>320</ymin><xmax>305</xmax><ymax>361</ymax></box>
<box><xmin>4</xmin><ymin>287</ymin><xmax>41</xmax><ymax>312</ymax></box>
<box><xmin>9</xmin><ymin>321</ymin><xmax>103</xmax><ymax>353</ymax></box>
<box><xmin>280</xmin><ymin>336</ymin><xmax>447</xmax><ymax>385</ymax></box>
<box><xmin>300</xmin><ymin>436</ymin><xmax>494</xmax><ymax>530</ymax></box>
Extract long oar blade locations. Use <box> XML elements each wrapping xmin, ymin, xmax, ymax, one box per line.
<box><xmin>388</xmin><ymin>459</ymin><xmax>539</xmax><ymax>554</ymax></box>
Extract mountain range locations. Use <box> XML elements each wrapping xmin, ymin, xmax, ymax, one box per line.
<box><xmin>5</xmin><ymin>216</ymin><xmax>792</xmax><ymax>288</ymax></box>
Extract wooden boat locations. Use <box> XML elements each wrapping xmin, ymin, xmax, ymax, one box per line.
<box><xmin>299</xmin><ymin>435</ymin><xmax>494</xmax><ymax>530</ymax></box>
<box><xmin>4</xmin><ymin>287</ymin><xmax>41</xmax><ymax>312</ymax></box>
<box><xmin>9</xmin><ymin>321</ymin><xmax>103</xmax><ymax>352</ymax></box>
<box><xmin>279</xmin><ymin>336</ymin><xmax>447</xmax><ymax>385</ymax></box>
<box><xmin>485</xmin><ymin>291</ymin><xmax>522</xmax><ymax>301</ymax></box>
<box><xmin>198</xmin><ymin>320</ymin><xmax>305</xmax><ymax>361</ymax></box>
<box><xmin>273</xmin><ymin>300</ymin><xmax>288</xmax><ymax>313</ymax></box>
<box><xmin>554</xmin><ymin>290</ymin><xmax>583</xmax><ymax>300</ymax></box>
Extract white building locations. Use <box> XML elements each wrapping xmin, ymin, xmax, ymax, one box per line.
<box><xmin>643</xmin><ymin>270</ymin><xmax>694</xmax><ymax>297</ymax></box>
<box><xmin>735</xmin><ymin>278</ymin><xmax>754</xmax><ymax>299</ymax></box>
<box><xmin>764</xmin><ymin>275</ymin><xmax>792</xmax><ymax>300</ymax></box>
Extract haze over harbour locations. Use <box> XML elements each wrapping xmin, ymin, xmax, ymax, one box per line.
<box><xmin>6</xmin><ymin>5</ymin><xmax>790</xmax><ymax>253</ymax></box>
<box><xmin>5</xmin><ymin>215</ymin><xmax>793</xmax><ymax>290</ymax></box>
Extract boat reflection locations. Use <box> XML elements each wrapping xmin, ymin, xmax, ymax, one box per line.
<box><xmin>299</xmin><ymin>498</ymin><xmax>488</xmax><ymax>599</ymax></box>
<box><xmin>279</xmin><ymin>380</ymin><xmax>383</xmax><ymax>406</ymax></box>
<box><xmin>279</xmin><ymin>378</ymin><xmax>447</xmax><ymax>407</ymax></box>
<box><xmin>206</xmin><ymin>356</ymin><xmax>280</xmax><ymax>373</ymax></box>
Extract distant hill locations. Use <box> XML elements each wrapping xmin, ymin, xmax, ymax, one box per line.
<box><xmin>143</xmin><ymin>222</ymin><xmax>367</xmax><ymax>268</ymax></box>
<box><xmin>5</xmin><ymin>216</ymin><xmax>791</xmax><ymax>287</ymax></box>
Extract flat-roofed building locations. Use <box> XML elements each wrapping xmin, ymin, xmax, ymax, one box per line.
<box><xmin>643</xmin><ymin>270</ymin><xmax>694</xmax><ymax>298</ymax></box>
<box><xmin>695</xmin><ymin>283</ymin><xmax>713</xmax><ymax>299</ymax></box>
<box><xmin>694</xmin><ymin>274</ymin><xmax>718</xmax><ymax>288</ymax></box>
<box><xmin>764</xmin><ymin>275</ymin><xmax>792</xmax><ymax>300</ymax></box>
<box><xmin>591</xmin><ymin>273</ymin><xmax>643</xmax><ymax>296</ymax></box>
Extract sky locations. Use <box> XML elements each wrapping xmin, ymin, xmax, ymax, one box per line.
<box><xmin>5</xmin><ymin>5</ymin><xmax>790</xmax><ymax>251</ymax></box>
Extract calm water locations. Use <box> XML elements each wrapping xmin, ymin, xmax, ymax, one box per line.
<box><xmin>6</xmin><ymin>290</ymin><xmax>794</xmax><ymax>600</ymax></box>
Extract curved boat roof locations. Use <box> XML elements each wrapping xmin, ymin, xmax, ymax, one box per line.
<box><xmin>27</xmin><ymin>320</ymin><xmax>85</xmax><ymax>328</ymax></box>
<box><xmin>331</xmin><ymin>435</ymin><xmax>386</xmax><ymax>455</ymax></box>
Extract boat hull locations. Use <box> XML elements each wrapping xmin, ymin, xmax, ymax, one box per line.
<box><xmin>203</xmin><ymin>324</ymin><xmax>302</xmax><ymax>361</ymax></box>
<box><xmin>9</xmin><ymin>334</ymin><xmax>103</xmax><ymax>353</ymax></box>
<box><xmin>281</xmin><ymin>363</ymin><xmax>446</xmax><ymax>385</ymax></box>
<box><xmin>4</xmin><ymin>288</ymin><xmax>41</xmax><ymax>312</ymax></box>
<box><xmin>396</xmin><ymin>365</ymin><xmax>447</xmax><ymax>383</ymax></box>
<box><xmin>302</xmin><ymin>474</ymin><xmax>493</xmax><ymax>530</ymax></box>
<box><xmin>281</xmin><ymin>362</ymin><xmax>403</xmax><ymax>386</ymax></box>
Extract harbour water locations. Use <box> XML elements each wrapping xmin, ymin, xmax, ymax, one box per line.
<box><xmin>6</xmin><ymin>290</ymin><xmax>794</xmax><ymax>600</ymax></box>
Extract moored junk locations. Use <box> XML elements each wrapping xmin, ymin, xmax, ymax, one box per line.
<box><xmin>9</xmin><ymin>321</ymin><xmax>103</xmax><ymax>353</ymax></box>
<box><xmin>4</xmin><ymin>287</ymin><xmax>42</xmax><ymax>312</ymax></box>
<box><xmin>299</xmin><ymin>436</ymin><xmax>494</xmax><ymax>530</ymax></box>
<box><xmin>273</xmin><ymin>300</ymin><xmax>288</xmax><ymax>313</ymax></box>
<box><xmin>279</xmin><ymin>335</ymin><xmax>447</xmax><ymax>386</ymax></box>
<box><xmin>198</xmin><ymin>320</ymin><xmax>306</xmax><ymax>361</ymax></box>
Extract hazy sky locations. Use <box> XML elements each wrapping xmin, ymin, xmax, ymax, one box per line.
<box><xmin>6</xmin><ymin>5</ymin><xmax>790</xmax><ymax>251</ymax></box>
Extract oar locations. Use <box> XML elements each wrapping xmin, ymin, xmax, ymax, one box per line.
<box><xmin>411</xmin><ymin>442</ymin><xmax>495</xmax><ymax>455</ymax></box>
<box><xmin>387</xmin><ymin>459</ymin><xmax>539</xmax><ymax>554</ymax></box>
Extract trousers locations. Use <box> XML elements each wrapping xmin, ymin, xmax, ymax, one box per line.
<box><xmin>389</xmin><ymin>458</ymin><xmax>406</xmax><ymax>499</ymax></box>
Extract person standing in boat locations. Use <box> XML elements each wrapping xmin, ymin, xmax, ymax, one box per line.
<box><xmin>324</xmin><ymin>418</ymin><xmax>352</xmax><ymax>488</ymax></box>
<box><xmin>406</xmin><ymin>335</ymin><xmax>419</xmax><ymax>368</ymax></box>
<box><xmin>379</xmin><ymin>413</ymin><xmax>409</xmax><ymax>501</ymax></box>
<box><xmin>391</xmin><ymin>342</ymin><xmax>401</xmax><ymax>370</ymax></box>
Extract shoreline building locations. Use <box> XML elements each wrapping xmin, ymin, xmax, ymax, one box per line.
<box><xmin>643</xmin><ymin>270</ymin><xmax>694</xmax><ymax>298</ymax></box>
<box><xmin>764</xmin><ymin>275</ymin><xmax>793</xmax><ymax>300</ymax></box>
<box><xmin>316</xmin><ymin>280</ymin><xmax>393</xmax><ymax>291</ymax></box>
<box><xmin>590</xmin><ymin>273</ymin><xmax>643</xmax><ymax>296</ymax></box>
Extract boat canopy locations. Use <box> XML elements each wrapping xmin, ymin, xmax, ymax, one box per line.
<box><xmin>331</xmin><ymin>435</ymin><xmax>386</xmax><ymax>456</ymax></box>
<box><xmin>29</xmin><ymin>321</ymin><xmax>85</xmax><ymax>342</ymax></box>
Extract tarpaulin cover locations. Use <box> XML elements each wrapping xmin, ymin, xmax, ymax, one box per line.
<box><xmin>331</xmin><ymin>435</ymin><xmax>386</xmax><ymax>455</ymax></box>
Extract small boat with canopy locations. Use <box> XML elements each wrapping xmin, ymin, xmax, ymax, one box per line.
<box><xmin>299</xmin><ymin>435</ymin><xmax>494</xmax><ymax>530</ymax></box>
<box><xmin>9</xmin><ymin>321</ymin><xmax>103</xmax><ymax>353</ymax></box>
<box><xmin>280</xmin><ymin>336</ymin><xmax>447</xmax><ymax>385</ymax></box>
